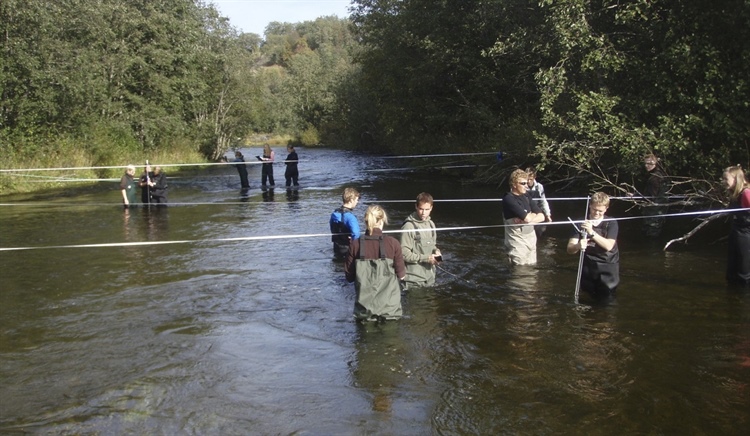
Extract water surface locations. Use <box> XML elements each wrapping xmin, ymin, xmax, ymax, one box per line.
<box><xmin>1</xmin><ymin>148</ymin><xmax>748</xmax><ymax>434</ymax></box>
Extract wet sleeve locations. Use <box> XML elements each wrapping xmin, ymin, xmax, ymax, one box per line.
<box><xmin>119</xmin><ymin>175</ymin><xmax>128</xmax><ymax>190</ymax></box>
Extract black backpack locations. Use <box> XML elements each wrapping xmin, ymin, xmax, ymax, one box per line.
<box><xmin>331</xmin><ymin>208</ymin><xmax>352</xmax><ymax>245</ymax></box>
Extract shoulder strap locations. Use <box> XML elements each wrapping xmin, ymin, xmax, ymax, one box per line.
<box><xmin>402</xmin><ymin>221</ymin><xmax>420</xmax><ymax>241</ymax></box>
<box><xmin>358</xmin><ymin>235</ymin><xmax>386</xmax><ymax>260</ymax></box>
<box><xmin>402</xmin><ymin>220</ymin><xmax>435</xmax><ymax>241</ymax></box>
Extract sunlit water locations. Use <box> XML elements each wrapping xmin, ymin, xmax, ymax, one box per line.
<box><xmin>1</xmin><ymin>148</ymin><xmax>748</xmax><ymax>434</ymax></box>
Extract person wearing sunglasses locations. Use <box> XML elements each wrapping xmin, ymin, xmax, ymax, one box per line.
<box><xmin>502</xmin><ymin>168</ymin><xmax>546</xmax><ymax>265</ymax></box>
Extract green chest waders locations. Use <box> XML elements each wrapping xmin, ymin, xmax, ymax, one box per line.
<box><xmin>354</xmin><ymin>236</ymin><xmax>402</xmax><ymax>321</ymax></box>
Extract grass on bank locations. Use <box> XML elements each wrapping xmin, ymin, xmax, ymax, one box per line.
<box><xmin>0</xmin><ymin>132</ymin><xmax>314</xmax><ymax>196</ymax></box>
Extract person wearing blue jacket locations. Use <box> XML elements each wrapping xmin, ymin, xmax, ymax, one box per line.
<box><xmin>330</xmin><ymin>187</ymin><xmax>361</xmax><ymax>258</ymax></box>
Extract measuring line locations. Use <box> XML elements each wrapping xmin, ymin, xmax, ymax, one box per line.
<box><xmin>1</xmin><ymin>207</ymin><xmax>745</xmax><ymax>252</ymax></box>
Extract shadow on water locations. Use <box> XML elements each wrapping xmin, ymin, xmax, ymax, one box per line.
<box><xmin>1</xmin><ymin>148</ymin><xmax>749</xmax><ymax>434</ymax></box>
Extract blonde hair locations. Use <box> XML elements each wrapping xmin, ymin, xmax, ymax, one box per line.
<box><xmin>724</xmin><ymin>165</ymin><xmax>749</xmax><ymax>201</ymax></box>
<box><xmin>364</xmin><ymin>205</ymin><xmax>388</xmax><ymax>233</ymax></box>
<box><xmin>342</xmin><ymin>187</ymin><xmax>360</xmax><ymax>203</ymax></box>
<box><xmin>509</xmin><ymin>169</ymin><xmax>528</xmax><ymax>187</ymax></box>
<box><xmin>263</xmin><ymin>144</ymin><xmax>272</xmax><ymax>155</ymax></box>
<box><xmin>590</xmin><ymin>191</ymin><xmax>610</xmax><ymax>208</ymax></box>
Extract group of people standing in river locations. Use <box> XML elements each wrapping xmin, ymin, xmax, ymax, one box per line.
<box><xmin>119</xmin><ymin>163</ymin><xmax>168</xmax><ymax>208</ymax></box>
<box><xmin>229</xmin><ymin>144</ymin><xmax>299</xmax><ymax>189</ymax></box>
<box><xmin>332</xmin><ymin>157</ymin><xmax>749</xmax><ymax>322</ymax></box>
<box><xmin>331</xmin><ymin>189</ymin><xmax>441</xmax><ymax>322</ymax></box>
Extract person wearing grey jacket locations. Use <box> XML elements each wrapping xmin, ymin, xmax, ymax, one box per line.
<box><xmin>400</xmin><ymin>192</ymin><xmax>441</xmax><ymax>287</ymax></box>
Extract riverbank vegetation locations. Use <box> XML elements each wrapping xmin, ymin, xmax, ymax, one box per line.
<box><xmin>2</xmin><ymin>0</ymin><xmax>749</xmax><ymax>197</ymax></box>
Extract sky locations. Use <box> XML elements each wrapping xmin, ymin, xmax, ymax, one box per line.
<box><xmin>212</xmin><ymin>0</ymin><xmax>353</xmax><ymax>36</ymax></box>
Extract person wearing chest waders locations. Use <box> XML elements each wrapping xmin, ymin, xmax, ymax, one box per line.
<box><xmin>344</xmin><ymin>205</ymin><xmax>407</xmax><ymax>322</ymax></box>
<box><xmin>258</xmin><ymin>144</ymin><xmax>275</xmax><ymax>188</ymax></box>
<box><xmin>567</xmin><ymin>192</ymin><xmax>620</xmax><ymax>299</ymax></box>
<box><xmin>119</xmin><ymin>165</ymin><xmax>137</xmax><ymax>208</ymax></box>
<box><xmin>723</xmin><ymin>165</ymin><xmax>750</xmax><ymax>286</ymax></box>
<box><xmin>400</xmin><ymin>192</ymin><xmax>441</xmax><ymax>288</ymax></box>
<box><xmin>150</xmin><ymin>166</ymin><xmax>168</xmax><ymax>205</ymax></box>
<box><xmin>502</xmin><ymin>168</ymin><xmax>546</xmax><ymax>265</ymax></box>
<box><xmin>232</xmin><ymin>151</ymin><xmax>250</xmax><ymax>189</ymax></box>
<box><xmin>330</xmin><ymin>187</ymin><xmax>361</xmax><ymax>258</ymax></box>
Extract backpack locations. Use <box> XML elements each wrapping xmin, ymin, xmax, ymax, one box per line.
<box><xmin>331</xmin><ymin>208</ymin><xmax>352</xmax><ymax>245</ymax></box>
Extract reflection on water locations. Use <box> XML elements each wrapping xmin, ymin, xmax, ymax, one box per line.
<box><xmin>1</xmin><ymin>148</ymin><xmax>748</xmax><ymax>434</ymax></box>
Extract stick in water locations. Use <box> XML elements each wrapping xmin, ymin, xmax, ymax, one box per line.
<box><xmin>574</xmin><ymin>197</ymin><xmax>590</xmax><ymax>304</ymax></box>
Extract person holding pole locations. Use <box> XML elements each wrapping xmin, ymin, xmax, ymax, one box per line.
<box><xmin>567</xmin><ymin>192</ymin><xmax>620</xmax><ymax>299</ymax></box>
<box><xmin>139</xmin><ymin>162</ymin><xmax>154</xmax><ymax>205</ymax></box>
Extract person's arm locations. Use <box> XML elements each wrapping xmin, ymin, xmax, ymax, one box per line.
<box><xmin>344</xmin><ymin>242</ymin><xmax>357</xmax><ymax>282</ymax></box>
<box><xmin>537</xmin><ymin>184</ymin><xmax>552</xmax><ymax>221</ymax></box>
<box><xmin>345</xmin><ymin>213</ymin><xmax>360</xmax><ymax>239</ymax></box>
<box><xmin>582</xmin><ymin>220</ymin><xmax>617</xmax><ymax>252</ymax></box>
<box><xmin>567</xmin><ymin>236</ymin><xmax>586</xmax><ymax>254</ymax></box>
<box><xmin>525</xmin><ymin>193</ymin><xmax>545</xmax><ymax>223</ymax></box>
<box><xmin>156</xmin><ymin>173</ymin><xmax>167</xmax><ymax>189</ymax></box>
<box><xmin>120</xmin><ymin>176</ymin><xmax>129</xmax><ymax>205</ymax></box>
<box><xmin>740</xmin><ymin>189</ymin><xmax>750</xmax><ymax>208</ymax></box>
<box><xmin>392</xmin><ymin>239</ymin><xmax>407</xmax><ymax>281</ymax></box>
<box><xmin>523</xmin><ymin>211</ymin><xmax>545</xmax><ymax>224</ymax></box>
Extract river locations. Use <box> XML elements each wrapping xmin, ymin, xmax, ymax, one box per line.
<box><xmin>1</xmin><ymin>148</ymin><xmax>748</xmax><ymax>434</ymax></box>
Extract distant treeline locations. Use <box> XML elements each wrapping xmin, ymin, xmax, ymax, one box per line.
<box><xmin>2</xmin><ymin>0</ymin><xmax>749</xmax><ymax>193</ymax></box>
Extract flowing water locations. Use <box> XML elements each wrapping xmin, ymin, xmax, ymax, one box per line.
<box><xmin>1</xmin><ymin>148</ymin><xmax>748</xmax><ymax>434</ymax></box>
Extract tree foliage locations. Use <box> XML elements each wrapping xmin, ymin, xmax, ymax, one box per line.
<box><xmin>347</xmin><ymin>0</ymin><xmax>750</xmax><ymax>185</ymax></box>
<box><xmin>0</xmin><ymin>0</ymin><xmax>256</xmax><ymax>162</ymax></box>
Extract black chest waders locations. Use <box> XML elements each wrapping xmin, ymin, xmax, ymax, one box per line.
<box><xmin>354</xmin><ymin>236</ymin><xmax>402</xmax><ymax>321</ymax></box>
<box><xmin>332</xmin><ymin>208</ymin><xmax>352</xmax><ymax>257</ymax></box>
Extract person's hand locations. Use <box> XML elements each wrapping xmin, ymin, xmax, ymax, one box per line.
<box><xmin>545</xmin><ymin>215</ymin><xmax>552</xmax><ymax>223</ymax></box>
<box><xmin>513</xmin><ymin>217</ymin><xmax>524</xmax><ymax>224</ymax></box>
<box><xmin>581</xmin><ymin>221</ymin><xmax>595</xmax><ymax>237</ymax></box>
<box><xmin>579</xmin><ymin>237</ymin><xmax>588</xmax><ymax>251</ymax></box>
<box><xmin>429</xmin><ymin>249</ymin><xmax>442</xmax><ymax>265</ymax></box>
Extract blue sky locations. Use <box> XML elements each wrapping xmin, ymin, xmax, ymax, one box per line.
<box><xmin>212</xmin><ymin>0</ymin><xmax>353</xmax><ymax>36</ymax></box>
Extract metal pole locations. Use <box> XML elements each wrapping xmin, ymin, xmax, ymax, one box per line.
<box><xmin>574</xmin><ymin>196</ymin><xmax>590</xmax><ymax>304</ymax></box>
